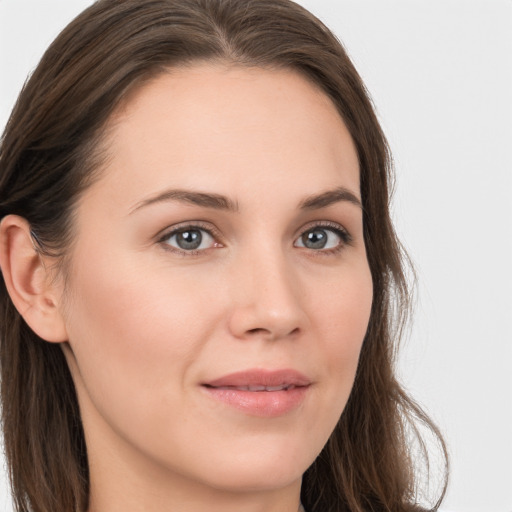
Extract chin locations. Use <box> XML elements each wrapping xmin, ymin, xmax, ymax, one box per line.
<box><xmin>199</xmin><ymin>462</ymin><xmax>305</xmax><ymax>494</ymax></box>
<box><xmin>177</xmin><ymin>435</ymin><xmax>318</xmax><ymax>493</ymax></box>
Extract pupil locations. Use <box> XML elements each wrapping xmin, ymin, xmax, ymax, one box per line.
<box><xmin>303</xmin><ymin>229</ymin><xmax>327</xmax><ymax>249</ymax></box>
<box><xmin>177</xmin><ymin>230</ymin><xmax>202</xmax><ymax>250</ymax></box>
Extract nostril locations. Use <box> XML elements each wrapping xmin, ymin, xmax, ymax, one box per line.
<box><xmin>247</xmin><ymin>327</ymin><xmax>270</xmax><ymax>336</ymax></box>
<box><xmin>245</xmin><ymin>326</ymin><xmax>300</xmax><ymax>339</ymax></box>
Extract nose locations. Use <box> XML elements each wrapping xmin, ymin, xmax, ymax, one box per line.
<box><xmin>227</xmin><ymin>249</ymin><xmax>307</xmax><ymax>342</ymax></box>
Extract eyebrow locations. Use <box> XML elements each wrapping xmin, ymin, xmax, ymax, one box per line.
<box><xmin>130</xmin><ymin>185</ymin><xmax>361</xmax><ymax>215</ymax></box>
<box><xmin>299</xmin><ymin>187</ymin><xmax>362</xmax><ymax>210</ymax></box>
<box><xmin>130</xmin><ymin>189</ymin><xmax>239</xmax><ymax>214</ymax></box>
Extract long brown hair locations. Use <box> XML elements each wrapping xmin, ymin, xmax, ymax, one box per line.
<box><xmin>0</xmin><ymin>1</ymin><xmax>448</xmax><ymax>511</ymax></box>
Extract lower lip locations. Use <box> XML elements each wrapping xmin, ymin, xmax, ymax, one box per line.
<box><xmin>202</xmin><ymin>386</ymin><xmax>309</xmax><ymax>417</ymax></box>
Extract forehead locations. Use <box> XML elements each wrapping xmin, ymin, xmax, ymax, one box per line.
<box><xmin>87</xmin><ymin>64</ymin><xmax>360</xmax><ymax>210</ymax></box>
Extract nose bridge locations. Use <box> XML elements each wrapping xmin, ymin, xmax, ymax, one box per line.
<box><xmin>228</xmin><ymin>241</ymin><xmax>305</xmax><ymax>340</ymax></box>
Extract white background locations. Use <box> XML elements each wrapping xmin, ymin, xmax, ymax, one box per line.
<box><xmin>0</xmin><ymin>1</ymin><xmax>511</xmax><ymax>511</ymax></box>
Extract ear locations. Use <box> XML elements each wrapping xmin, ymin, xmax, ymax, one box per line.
<box><xmin>0</xmin><ymin>215</ymin><xmax>68</xmax><ymax>343</ymax></box>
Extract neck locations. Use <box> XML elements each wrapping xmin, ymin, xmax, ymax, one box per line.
<box><xmin>87</xmin><ymin>472</ymin><xmax>303</xmax><ymax>512</ymax></box>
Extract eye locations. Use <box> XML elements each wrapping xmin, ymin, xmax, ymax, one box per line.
<box><xmin>160</xmin><ymin>225</ymin><xmax>218</xmax><ymax>252</ymax></box>
<box><xmin>294</xmin><ymin>224</ymin><xmax>350</xmax><ymax>251</ymax></box>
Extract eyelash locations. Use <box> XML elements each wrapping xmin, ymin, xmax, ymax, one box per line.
<box><xmin>157</xmin><ymin>221</ymin><xmax>352</xmax><ymax>256</ymax></box>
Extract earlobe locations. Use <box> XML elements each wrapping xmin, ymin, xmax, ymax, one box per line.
<box><xmin>0</xmin><ymin>215</ymin><xmax>68</xmax><ymax>343</ymax></box>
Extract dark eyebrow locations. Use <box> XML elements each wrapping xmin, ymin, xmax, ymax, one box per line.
<box><xmin>129</xmin><ymin>189</ymin><xmax>239</xmax><ymax>214</ymax></box>
<box><xmin>299</xmin><ymin>187</ymin><xmax>362</xmax><ymax>210</ymax></box>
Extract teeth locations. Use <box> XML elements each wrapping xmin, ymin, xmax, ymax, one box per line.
<box><xmin>213</xmin><ymin>385</ymin><xmax>294</xmax><ymax>391</ymax></box>
<box><xmin>247</xmin><ymin>385</ymin><xmax>266</xmax><ymax>391</ymax></box>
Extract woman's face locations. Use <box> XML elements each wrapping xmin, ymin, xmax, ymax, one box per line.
<box><xmin>59</xmin><ymin>65</ymin><xmax>373</xmax><ymax>497</ymax></box>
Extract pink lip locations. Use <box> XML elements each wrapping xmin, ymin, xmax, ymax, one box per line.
<box><xmin>202</xmin><ymin>369</ymin><xmax>311</xmax><ymax>417</ymax></box>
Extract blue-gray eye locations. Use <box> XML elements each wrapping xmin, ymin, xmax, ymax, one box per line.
<box><xmin>295</xmin><ymin>227</ymin><xmax>344</xmax><ymax>250</ymax></box>
<box><xmin>163</xmin><ymin>228</ymin><xmax>215</xmax><ymax>251</ymax></box>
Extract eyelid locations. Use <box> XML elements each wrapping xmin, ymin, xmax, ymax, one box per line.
<box><xmin>299</xmin><ymin>220</ymin><xmax>352</xmax><ymax>239</ymax></box>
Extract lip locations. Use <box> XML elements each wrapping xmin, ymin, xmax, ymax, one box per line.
<box><xmin>202</xmin><ymin>369</ymin><xmax>311</xmax><ymax>417</ymax></box>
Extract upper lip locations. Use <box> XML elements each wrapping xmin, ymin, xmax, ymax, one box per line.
<box><xmin>203</xmin><ymin>369</ymin><xmax>311</xmax><ymax>390</ymax></box>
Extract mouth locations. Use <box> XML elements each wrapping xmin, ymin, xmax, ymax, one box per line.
<box><xmin>201</xmin><ymin>369</ymin><xmax>311</xmax><ymax>417</ymax></box>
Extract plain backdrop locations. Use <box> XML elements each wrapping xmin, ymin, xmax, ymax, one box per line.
<box><xmin>0</xmin><ymin>1</ymin><xmax>511</xmax><ymax>511</ymax></box>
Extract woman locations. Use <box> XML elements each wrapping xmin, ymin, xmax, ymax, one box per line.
<box><xmin>0</xmin><ymin>1</ymin><xmax>448</xmax><ymax>511</ymax></box>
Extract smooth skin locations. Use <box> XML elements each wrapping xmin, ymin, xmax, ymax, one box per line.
<box><xmin>0</xmin><ymin>65</ymin><xmax>373</xmax><ymax>512</ymax></box>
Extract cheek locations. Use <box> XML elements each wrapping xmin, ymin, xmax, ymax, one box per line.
<box><xmin>61</xmin><ymin>255</ymin><xmax>218</xmax><ymax>423</ymax></box>
<box><xmin>315</xmin><ymin>261</ymin><xmax>372</xmax><ymax>350</ymax></box>
<box><xmin>312</xmin><ymin>264</ymin><xmax>373</xmax><ymax>402</ymax></box>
